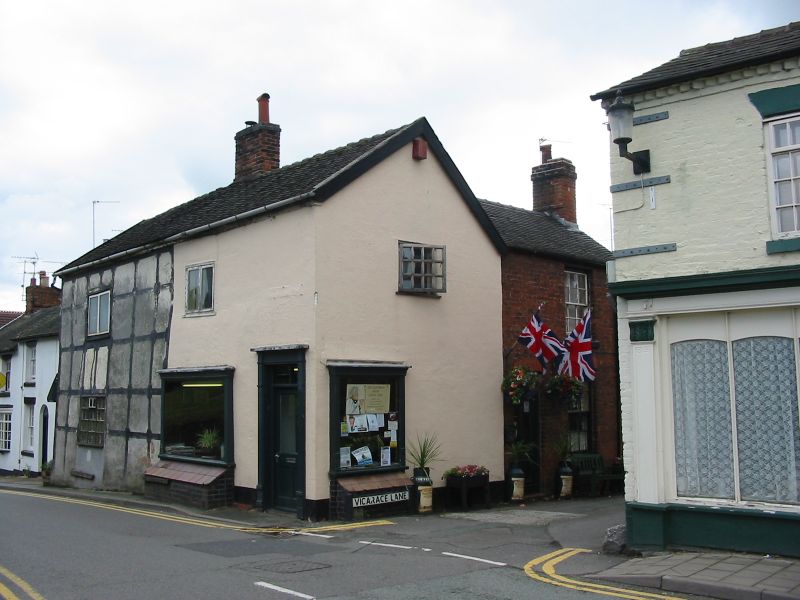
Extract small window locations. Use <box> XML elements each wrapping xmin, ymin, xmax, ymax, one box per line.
<box><xmin>398</xmin><ymin>242</ymin><xmax>446</xmax><ymax>293</ymax></box>
<box><xmin>1</xmin><ymin>356</ymin><xmax>10</xmax><ymax>392</ymax></box>
<box><xmin>768</xmin><ymin>114</ymin><xmax>800</xmax><ymax>236</ymax></box>
<box><xmin>25</xmin><ymin>403</ymin><xmax>34</xmax><ymax>450</ymax></box>
<box><xmin>565</xmin><ymin>271</ymin><xmax>588</xmax><ymax>333</ymax></box>
<box><xmin>0</xmin><ymin>410</ymin><xmax>11</xmax><ymax>451</ymax></box>
<box><xmin>25</xmin><ymin>344</ymin><xmax>36</xmax><ymax>382</ymax></box>
<box><xmin>78</xmin><ymin>396</ymin><xmax>106</xmax><ymax>447</ymax></box>
<box><xmin>186</xmin><ymin>264</ymin><xmax>214</xmax><ymax>313</ymax></box>
<box><xmin>88</xmin><ymin>291</ymin><xmax>110</xmax><ymax>336</ymax></box>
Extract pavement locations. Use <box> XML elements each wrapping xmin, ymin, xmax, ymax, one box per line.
<box><xmin>2</xmin><ymin>475</ymin><xmax>799</xmax><ymax>600</ymax></box>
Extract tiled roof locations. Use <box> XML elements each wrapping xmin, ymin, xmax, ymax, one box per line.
<box><xmin>478</xmin><ymin>200</ymin><xmax>611</xmax><ymax>266</ymax></box>
<box><xmin>592</xmin><ymin>21</ymin><xmax>800</xmax><ymax>100</ymax></box>
<box><xmin>0</xmin><ymin>306</ymin><xmax>60</xmax><ymax>354</ymax></box>
<box><xmin>0</xmin><ymin>311</ymin><xmax>22</xmax><ymax>328</ymax></box>
<box><xmin>57</xmin><ymin>117</ymin><xmax>503</xmax><ymax>275</ymax></box>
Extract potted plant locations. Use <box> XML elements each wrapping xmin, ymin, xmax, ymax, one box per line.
<box><xmin>196</xmin><ymin>427</ymin><xmax>221</xmax><ymax>458</ymax></box>
<box><xmin>552</xmin><ymin>433</ymin><xmax>574</xmax><ymax>498</ymax></box>
<box><xmin>41</xmin><ymin>460</ymin><xmax>53</xmax><ymax>486</ymax></box>
<box><xmin>507</xmin><ymin>441</ymin><xmax>535</xmax><ymax>501</ymax></box>
<box><xmin>544</xmin><ymin>373</ymin><xmax>583</xmax><ymax>405</ymax></box>
<box><xmin>443</xmin><ymin>465</ymin><xmax>490</xmax><ymax>510</ymax></box>
<box><xmin>501</xmin><ymin>366</ymin><xmax>540</xmax><ymax>405</ymax></box>
<box><xmin>407</xmin><ymin>432</ymin><xmax>443</xmax><ymax>513</ymax></box>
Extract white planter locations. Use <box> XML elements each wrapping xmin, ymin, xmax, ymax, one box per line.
<box><xmin>418</xmin><ymin>485</ymin><xmax>433</xmax><ymax>513</ymax></box>
<box><xmin>511</xmin><ymin>477</ymin><xmax>525</xmax><ymax>501</ymax></box>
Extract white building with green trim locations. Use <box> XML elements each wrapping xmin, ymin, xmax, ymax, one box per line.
<box><xmin>592</xmin><ymin>22</ymin><xmax>800</xmax><ymax>556</ymax></box>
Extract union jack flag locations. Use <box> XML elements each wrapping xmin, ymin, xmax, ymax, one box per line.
<box><xmin>559</xmin><ymin>309</ymin><xmax>596</xmax><ymax>382</ymax></box>
<box><xmin>518</xmin><ymin>312</ymin><xmax>566</xmax><ymax>367</ymax></box>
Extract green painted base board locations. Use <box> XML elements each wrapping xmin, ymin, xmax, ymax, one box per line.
<box><xmin>627</xmin><ymin>502</ymin><xmax>800</xmax><ymax>557</ymax></box>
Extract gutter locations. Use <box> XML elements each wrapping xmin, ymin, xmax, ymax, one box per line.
<box><xmin>56</xmin><ymin>191</ymin><xmax>316</xmax><ymax>278</ymax></box>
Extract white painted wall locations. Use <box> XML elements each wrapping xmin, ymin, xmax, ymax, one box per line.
<box><xmin>609</xmin><ymin>60</ymin><xmax>800</xmax><ymax>282</ymax></box>
<box><xmin>168</xmin><ymin>140</ymin><xmax>504</xmax><ymax>501</ymax></box>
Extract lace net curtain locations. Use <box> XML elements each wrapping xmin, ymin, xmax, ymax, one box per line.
<box><xmin>671</xmin><ymin>337</ymin><xmax>800</xmax><ymax>504</ymax></box>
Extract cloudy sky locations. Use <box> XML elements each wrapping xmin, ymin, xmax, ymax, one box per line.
<box><xmin>1</xmin><ymin>1</ymin><xmax>798</xmax><ymax>310</ymax></box>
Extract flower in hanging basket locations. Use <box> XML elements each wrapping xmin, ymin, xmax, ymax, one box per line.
<box><xmin>443</xmin><ymin>464</ymin><xmax>490</xmax><ymax>479</ymax></box>
<box><xmin>501</xmin><ymin>366</ymin><xmax>540</xmax><ymax>405</ymax></box>
<box><xmin>544</xmin><ymin>373</ymin><xmax>584</xmax><ymax>402</ymax></box>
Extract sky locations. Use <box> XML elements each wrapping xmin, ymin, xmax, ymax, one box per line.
<box><xmin>1</xmin><ymin>1</ymin><xmax>799</xmax><ymax>310</ymax></box>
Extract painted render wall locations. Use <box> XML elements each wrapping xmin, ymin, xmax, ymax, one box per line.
<box><xmin>312</xmin><ymin>143</ymin><xmax>504</xmax><ymax>495</ymax></box>
<box><xmin>609</xmin><ymin>58</ymin><xmax>800</xmax><ymax>282</ymax></box>
<box><xmin>168</xmin><ymin>141</ymin><xmax>504</xmax><ymax>501</ymax></box>
<box><xmin>168</xmin><ymin>204</ymin><xmax>317</xmax><ymax>492</ymax></box>
<box><xmin>53</xmin><ymin>251</ymin><xmax>173</xmax><ymax>491</ymax></box>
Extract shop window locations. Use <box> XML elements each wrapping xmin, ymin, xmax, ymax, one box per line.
<box><xmin>77</xmin><ymin>396</ymin><xmax>106</xmax><ymax>448</ymax></box>
<box><xmin>88</xmin><ymin>290</ymin><xmax>110</xmax><ymax>336</ymax></box>
<box><xmin>161</xmin><ymin>369</ymin><xmax>233</xmax><ymax>463</ymax></box>
<box><xmin>398</xmin><ymin>242</ymin><xmax>446</xmax><ymax>294</ymax></box>
<box><xmin>0</xmin><ymin>410</ymin><xmax>10</xmax><ymax>451</ymax></box>
<box><xmin>186</xmin><ymin>263</ymin><xmax>214</xmax><ymax>313</ymax></box>
<box><xmin>328</xmin><ymin>363</ymin><xmax>408</xmax><ymax>473</ymax></box>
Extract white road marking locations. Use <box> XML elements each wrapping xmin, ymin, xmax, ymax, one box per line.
<box><xmin>254</xmin><ymin>581</ymin><xmax>315</xmax><ymax>599</ymax></box>
<box><xmin>441</xmin><ymin>552</ymin><xmax>507</xmax><ymax>566</ymax></box>
<box><xmin>358</xmin><ymin>541</ymin><xmax>416</xmax><ymax>550</ymax></box>
<box><xmin>292</xmin><ymin>531</ymin><xmax>334</xmax><ymax>539</ymax></box>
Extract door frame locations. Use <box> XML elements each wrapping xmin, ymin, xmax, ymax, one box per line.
<box><xmin>255</xmin><ymin>345</ymin><xmax>307</xmax><ymax>519</ymax></box>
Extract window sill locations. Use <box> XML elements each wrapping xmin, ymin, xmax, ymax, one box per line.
<box><xmin>159</xmin><ymin>453</ymin><xmax>232</xmax><ymax>467</ymax></box>
<box><xmin>330</xmin><ymin>464</ymin><xmax>408</xmax><ymax>478</ymax></box>
<box><xmin>21</xmin><ymin>450</ymin><xmax>34</xmax><ymax>457</ymax></box>
<box><xmin>766</xmin><ymin>237</ymin><xmax>800</xmax><ymax>254</ymax></box>
<box><xmin>0</xmin><ymin>392</ymin><xmax>9</xmax><ymax>398</ymax></box>
<box><xmin>0</xmin><ymin>450</ymin><xmax>8</xmax><ymax>454</ymax></box>
<box><xmin>396</xmin><ymin>290</ymin><xmax>442</xmax><ymax>299</ymax></box>
<box><xmin>183</xmin><ymin>310</ymin><xmax>216</xmax><ymax>318</ymax></box>
<box><xmin>23</xmin><ymin>381</ymin><xmax>35</xmax><ymax>388</ymax></box>
<box><xmin>86</xmin><ymin>332</ymin><xmax>111</xmax><ymax>341</ymax></box>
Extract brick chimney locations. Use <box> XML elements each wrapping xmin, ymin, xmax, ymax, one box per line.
<box><xmin>234</xmin><ymin>93</ymin><xmax>281</xmax><ymax>181</ymax></box>
<box><xmin>26</xmin><ymin>271</ymin><xmax>61</xmax><ymax>314</ymax></box>
<box><xmin>531</xmin><ymin>143</ymin><xmax>577</xmax><ymax>223</ymax></box>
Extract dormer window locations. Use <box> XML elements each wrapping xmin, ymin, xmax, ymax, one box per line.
<box><xmin>398</xmin><ymin>242</ymin><xmax>446</xmax><ymax>294</ymax></box>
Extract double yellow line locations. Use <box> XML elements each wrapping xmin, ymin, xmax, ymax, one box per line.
<box><xmin>0</xmin><ymin>489</ymin><xmax>392</xmax><ymax>534</ymax></box>
<box><xmin>0</xmin><ymin>565</ymin><xmax>45</xmax><ymax>600</ymax></box>
<box><xmin>524</xmin><ymin>548</ymin><xmax>684</xmax><ymax>600</ymax></box>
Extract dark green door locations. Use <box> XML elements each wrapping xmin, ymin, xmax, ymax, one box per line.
<box><xmin>267</xmin><ymin>365</ymin><xmax>302</xmax><ymax>512</ymax></box>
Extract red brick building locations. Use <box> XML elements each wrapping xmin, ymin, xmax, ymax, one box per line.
<box><xmin>479</xmin><ymin>145</ymin><xmax>619</xmax><ymax>496</ymax></box>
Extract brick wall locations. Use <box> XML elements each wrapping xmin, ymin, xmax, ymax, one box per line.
<box><xmin>234</xmin><ymin>123</ymin><xmax>281</xmax><ymax>180</ymax></box>
<box><xmin>144</xmin><ymin>468</ymin><xmax>235</xmax><ymax>509</ymax></box>
<box><xmin>501</xmin><ymin>251</ymin><xmax>619</xmax><ymax>496</ymax></box>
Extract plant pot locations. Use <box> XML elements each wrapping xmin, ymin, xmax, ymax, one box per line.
<box><xmin>412</xmin><ymin>467</ymin><xmax>432</xmax><ymax>486</ymax></box>
<box><xmin>558</xmin><ymin>462</ymin><xmax>573</xmax><ymax>498</ymax></box>
<box><xmin>418</xmin><ymin>485</ymin><xmax>433</xmax><ymax>513</ymax></box>
<box><xmin>511</xmin><ymin>477</ymin><xmax>525</xmax><ymax>501</ymax></box>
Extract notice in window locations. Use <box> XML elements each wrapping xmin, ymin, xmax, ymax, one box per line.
<box><xmin>340</xmin><ymin>447</ymin><xmax>351</xmax><ymax>468</ymax></box>
<box><xmin>345</xmin><ymin>384</ymin><xmax>366</xmax><ymax>414</ymax></box>
<box><xmin>381</xmin><ymin>447</ymin><xmax>391</xmax><ymax>466</ymax></box>
<box><xmin>364</xmin><ymin>384</ymin><xmax>390</xmax><ymax>413</ymax></box>
<box><xmin>352</xmin><ymin>446</ymin><xmax>373</xmax><ymax>466</ymax></box>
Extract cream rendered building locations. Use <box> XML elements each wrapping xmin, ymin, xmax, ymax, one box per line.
<box><xmin>55</xmin><ymin>95</ymin><xmax>505</xmax><ymax>519</ymax></box>
<box><xmin>593</xmin><ymin>23</ymin><xmax>800</xmax><ymax>555</ymax></box>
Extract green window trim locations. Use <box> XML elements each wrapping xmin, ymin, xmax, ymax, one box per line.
<box><xmin>749</xmin><ymin>84</ymin><xmax>800</xmax><ymax>118</ymax></box>
<box><xmin>766</xmin><ymin>237</ymin><xmax>800</xmax><ymax>254</ymax></box>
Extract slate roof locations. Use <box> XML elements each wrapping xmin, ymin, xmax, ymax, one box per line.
<box><xmin>592</xmin><ymin>21</ymin><xmax>800</xmax><ymax>101</ymax></box>
<box><xmin>0</xmin><ymin>306</ymin><xmax>60</xmax><ymax>354</ymax></box>
<box><xmin>58</xmin><ymin>117</ymin><xmax>504</xmax><ymax>275</ymax></box>
<box><xmin>478</xmin><ymin>199</ymin><xmax>612</xmax><ymax>266</ymax></box>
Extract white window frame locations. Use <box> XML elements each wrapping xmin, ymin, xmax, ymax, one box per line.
<box><xmin>398</xmin><ymin>242</ymin><xmax>446</xmax><ymax>294</ymax></box>
<box><xmin>0</xmin><ymin>410</ymin><xmax>11</xmax><ymax>452</ymax></box>
<box><xmin>25</xmin><ymin>403</ymin><xmax>34</xmax><ymax>451</ymax></box>
<box><xmin>87</xmin><ymin>290</ymin><xmax>111</xmax><ymax>336</ymax></box>
<box><xmin>565</xmin><ymin>271</ymin><xmax>588</xmax><ymax>334</ymax></box>
<box><xmin>77</xmin><ymin>395</ymin><xmax>106</xmax><ymax>448</ymax></box>
<box><xmin>766</xmin><ymin>112</ymin><xmax>800</xmax><ymax>238</ymax></box>
<box><xmin>1</xmin><ymin>356</ymin><xmax>10</xmax><ymax>392</ymax></box>
<box><xmin>25</xmin><ymin>343</ymin><xmax>36</xmax><ymax>383</ymax></box>
<box><xmin>185</xmin><ymin>263</ymin><xmax>215</xmax><ymax>314</ymax></box>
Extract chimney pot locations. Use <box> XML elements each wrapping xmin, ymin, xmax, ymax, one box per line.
<box><xmin>39</xmin><ymin>271</ymin><xmax>49</xmax><ymax>287</ymax></box>
<box><xmin>540</xmin><ymin>144</ymin><xmax>552</xmax><ymax>163</ymax></box>
<box><xmin>257</xmin><ymin>93</ymin><xmax>271</xmax><ymax>124</ymax></box>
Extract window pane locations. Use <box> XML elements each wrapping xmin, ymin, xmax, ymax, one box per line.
<box><xmin>791</xmin><ymin>120</ymin><xmax>800</xmax><ymax>146</ymax></box>
<box><xmin>733</xmin><ymin>337</ymin><xmax>800</xmax><ymax>504</ymax></box>
<box><xmin>775</xmin><ymin>123</ymin><xmax>790</xmax><ymax>148</ymax></box>
<box><xmin>201</xmin><ymin>267</ymin><xmax>213</xmax><ymax>310</ymax></box>
<box><xmin>776</xmin><ymin>180</ymin><xmax>793</xmax><ymax>206</ymax></box>
<box><xmin>279</xmin><ymin>392</ymin><xmax>297</xmax><ymax>454</ymax></box>
<box><xmin>88</xmin><ymin>295</ymin><xmax>98</xmax><ymax>335</ymax></box>
<box><xmin>792</xmin><ymin>152</ymin><xmax>800</xmax><ymax>178</ymax></box>
<box><xmin>99</xmin><ymin>293</ymin><xmax>110</xmax><ymax>333</ymax></box>
<box><xmin>164</xmin><ymin>382</ymin><xmax>225</xmax><ymax>459</ymax></box>
<box><xmin>187</xmin><ymin>268</ymin><xmax>199</xmax><ymax>311</ymax></box>
<box><xmin>778</xmin><ymin>207</ymin><xmax>796</xmax><ymax>232</ymax></box>
<box><xmin>671</xmin><ymin>340</ymin><xmax>735</xmax><ymax>499</ymax></box>
<box><xmin>775</xmin><ymin>154</ymin><xmax>792</xmax><ymax>179</ymax></box>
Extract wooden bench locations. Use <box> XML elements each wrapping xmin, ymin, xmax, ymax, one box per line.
<box><xmin>568</xmin><ymin>453</ymin><xmax>624</xmax><ymax>497</ymax></box>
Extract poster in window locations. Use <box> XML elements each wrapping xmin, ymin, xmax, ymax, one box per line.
<box><xmin>340</xmin><ymin>447</ymin><xmax>352</xmax><ymax>468</ymax></box>
<box><xmin>341</xmin><ymin>421</ymin><xmax>349</xmax><ymax>437</ymax></box>
<box><xmin>347</xmin><ymin>414</ymin><xmax>368</xmax><ymax>432</ymax></box>
<box><xmin>381</xmin><ymin>447</ymin><xmax>391</xmax><ymax>466</ymax></box>
<box><xmin>352</xmin><ymin>446</ymin><xmax>373</xmax><ymax>466</ymax></box>
<box><xmin>345</xmin><ymin>384</ymin><xmax>366</xmax><ymax>414</ymax></box>
<box><xmin>364</xmin><ymin>384</ymin><xmax>390</xmax><ymax>413</ymax></box>
<box><xmin>366</xmin><ymin>413</ymin><xmax>380</xmax><ymax>431</ymax></box>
